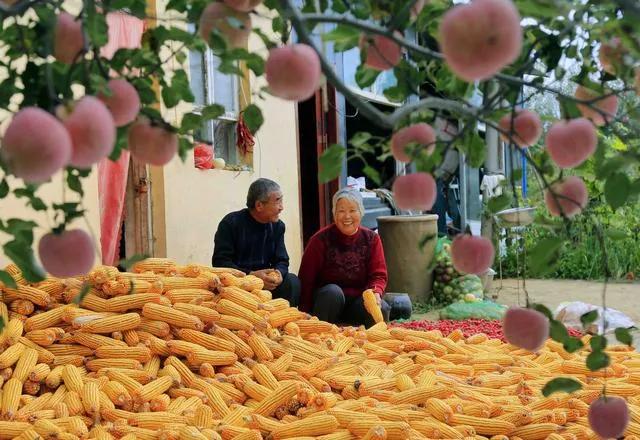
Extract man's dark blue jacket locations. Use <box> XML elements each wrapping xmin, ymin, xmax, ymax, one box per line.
<box><xmin>212</xmin><ymin>208</ymin><xmax>289</xmax><ymax>277</ymax></box>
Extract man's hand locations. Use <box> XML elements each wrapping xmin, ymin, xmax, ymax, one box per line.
<box><xmin>250</xmin><ymin>269</ymin><xmax>269</xmax><ymax>280</ymax></box>
<box><xmin>250</xmin><ymin>269</ymin><xmax>282</xmax><ymax>291</ymax></box>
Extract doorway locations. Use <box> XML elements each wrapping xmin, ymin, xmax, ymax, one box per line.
<box><xmin>344</xmin><ymin>100</ymin><xmax>395</xmax><ymax>190</ymax></box>
<box><xmin>298</xmin><ymin>86</ymin><xmax>340</xmax><ymax>247</ymax></box>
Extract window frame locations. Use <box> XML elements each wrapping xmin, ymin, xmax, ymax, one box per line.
<box><xmin>188</xmin><ymin>32</ymin><xmax>251</xmax><ymax>169</ymax></box>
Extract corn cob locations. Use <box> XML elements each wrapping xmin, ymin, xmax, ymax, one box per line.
<box><xmin>142</xmin><ymin>303</ymin><xmax>204</xmax><ymax>330</ymax></box>
<box><xmin>76</xmin><ymin>313</ymin><xmax>141</xmax><ymax>333</ymax></box>
<box><xmin>173</xmin><ymin>303</ymin><xmax>220</xmax><ymax>324</ymax></box>
<box><xmin>164</xmin><ymin>287</ymin><xmax>213</xmax><ymax>301</ymax></box>
<box><xmin>132</xmin><ymin>258</ymin><xmax>178</xmax><ymax>275</ymax></box>
<box><xmin>363</xmin><ymin>290</ymin><xmax>384</xmax><ymax>324</ymax></box>
<box><xmin>95</xmin><ymin>346</ymin><xmax>152</xmax><ymax>362</ymax></box>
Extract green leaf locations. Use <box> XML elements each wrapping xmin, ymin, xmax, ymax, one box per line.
<box><xmin>13</xmin><ymin>187</ymin><xmax>47</xmax><ymax>211</ymax></box>
<box><xmin>3</xmin><ymin>240</ymin><xmax>45</xmax><ymax>283</ymax></box>
<box><xmin>531</xmin><ymin>304</ymin><xmax>553</xmax><ymax>320</ymax></box>
<box><xmin>207</xmin><ymin>31</ymin><xmax>228</xmax><ymax>54</ymax></box>
<box><xmin>0</xmin><ymin>317</ymin><xmax>4</xmax><ymax>333</ymax></box>
<box><xmin>180</xmin><ymin>113</ymin><xmax>203</xmax><ymax>134</ymax></box>
<box><xmin>331</xmin><ymin>0</ymin><xmax>348</xmax><ymax>13</ymax></box>
<box><xmin>589</xmin><ymin>334</ymin><xmax>607</xmax><ymax>352</ymax></box>
<box><xmin>202</xmin><ymin>104</ymin><xmax>225</xmax><ymax>120</ymax></box>
<box><xmin>350</xmin><ymin>132</ymin><xmax>372</xmax><ymax>147</ymax></box>
<box><xmin>72</xmin><ymin>283</ymin><xmax>91</xmax><ymax>305</ymax></box>
<box><xmin>605</xmin><ymin>172</ymin><xmax>630</xmax><ymax>210</ymax></box>
<box><xmin>178</xmin><ymin>137</ymin><xmax>191</xmax><ymax>161</ymax></box>
<box><xmin>319</xmin><ymin>144</ymin><xmax>346</xmax><ymax>183</ymax></box>
<box><xmin>0</xmin><ymin>179</ymin><xmax>8</xmax><ymax>198</ymax></box>
<box><xmin>580</xmin><ymin>310</ymin><xmax>599</xmax><ymax>328</ymax></box>
<box><xmin>109</xmin><ymin>0</ymin><xmax>146</xmax><ymax>16</ymax></box>
<box><xmin>245</xmin><ymin>54</ymin><xmax>265</xmax><ymax>76</ymax></box>
<box><xmin>362</xmin><ymin>165</ymin><xmax>381</xmax><ymax>186</ymax></box>
<box><xmin>243</xmin><ymin>104</ymin><xmax>264</xmax><ymax>134</ymax></box>
<box><xmin>1</xmin><ymin>219</ymin><xmax>37</xmax><ymax>245</ymax></box>
<box><xmin>460</xmin><ymin>131</ymin><xmax>486</xmax><ymax>168</ymax></box>
<box><xmin>542</xmin><ymin>378</ymin><xmax>582</xmax><ymax>397</ymax></box>
<box><xmin>175</xmin><ymin>51</ymin><xmax>187</xmax><ymax>65</ymax></box>
<box><xmin>85</xmin><ymin>10</ymin><xmax>109</xmax><ymax>48</ymax></box>
<box><xmin>351</xmin><ymin>1</ymin><xmax>371</xmax><ymax>19</ymax></box>
<box><xmin>355</xmin><ymin>65</ymin><xmax>380</xmax><ymax>89</ymax></box>
<box><xmin>596</xmin><ymin>156</ymin><xmax>628</xmax><ymax>180</ymax></box>
<box><xmin>162</xmin><ymin>87</ymin><xmax>179</xmax><ymax>109</ymax></box>
<box><xmin>563</xmin><ymin>338</ymin><xmax>584</xmax><ymax>353</ymax></box>
<box><xmin>0</xmin><ymin>270</ymin><xmax>17</xmax><ymax>289</ymax></box>
<box><xmin>586</xmin><ymin>350</ymin><xmax>610</xmax><ymax>371</ymax></box>
<box><xmin>66</xmin><ymin>170</ymin><xmax>84</xmax><ymax>197</ymax></box>
<box><xmin>528</xmin><ymin>237</ymin><xmax>564</xmax><ymax>275</ymax></box>
<box><xmin>118</xmin><ymin>254</ymin><xmax>149</xmax><ymax>270</ymax></box>
<box><xmin>272</xmin><ymin>16</ymin><xmax>286</xmax><ymax>35</ymax></box>
<box><xmin>322</xmin><ymin>25</ymin><xmax>360</xmax><ymax>52</ymax></box>
<box><xmin>606</xmin><ymin>228</ymin><xmax>628</xmax><ymax>241</ymax></box>
<box><xmin>614</xmin><ymin>327</ymin><xmax>634</xmax><ymax>346</ymax></box>
<box><xmin>165</xmin><ymin>0</ymin><xmax>186</xmax><ymax>13</ymax></box>
<box><xmin>487</xmin><ymin>194</ymin><xmax>512</xmax><ymax>214</ymax></box>
<box><xmin>383</xmin><ymin>86</ymin><xmax>407</xmax><ymax>103</ymax></box>
<box><xmin>550</xmin><ymin>320</ymin><xmax>570</xmax><ymax>343</ymax></box>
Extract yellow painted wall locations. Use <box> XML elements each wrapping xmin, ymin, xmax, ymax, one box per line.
<box><xmin>155</xmin><ymin>8</ymin><xmax>303</xmax><ymax>270</ymax></box>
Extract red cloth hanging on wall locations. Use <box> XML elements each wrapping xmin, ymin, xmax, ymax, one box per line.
<box><xmin>97</xmin><ymin>12</ymin><xmax>145</xmax><ymax>265</ymax></box>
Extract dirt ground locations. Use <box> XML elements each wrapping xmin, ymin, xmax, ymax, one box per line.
<box><xmin>413</xmin><ymin>278</ymin><xmax>640</xmax><ymax>346</ymax></box>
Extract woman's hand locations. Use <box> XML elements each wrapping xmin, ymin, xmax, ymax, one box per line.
<box><xmin>363</xmin><ymin>288</ymin><xmax>381</xmax><ymax>305</ymax></box>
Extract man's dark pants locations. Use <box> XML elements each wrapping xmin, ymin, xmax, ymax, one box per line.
<box><xmin>271</xmin><ymin>273</ymin><xmax>301</xmax><ymax>307</ymax></box>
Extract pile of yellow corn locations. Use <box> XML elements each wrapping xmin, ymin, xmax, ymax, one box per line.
<box><xmin>0</xmin><ymin>258</ymin><xmax>639</xmax><ymax>440</ymax></box>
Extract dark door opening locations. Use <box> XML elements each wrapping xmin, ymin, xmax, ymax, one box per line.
<box><xmin>344</xmin><ymin>101</ymin><xmax>395</xmax><ymax>190</ymax></box>
<box><xmin>298</xmin><ymin>87</ymin><xmax>340</xmax><ymax>247</ymax></box>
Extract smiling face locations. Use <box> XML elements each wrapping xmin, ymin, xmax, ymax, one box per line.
<box><xmin>254</xmin><ymin>191</ymin><xmax>283</xmax><ymax>223</ymax></box>
<box><xmin>334</xmin><ymin>197</ymin><xmax>362</xmax><ymax>236</ymax></box>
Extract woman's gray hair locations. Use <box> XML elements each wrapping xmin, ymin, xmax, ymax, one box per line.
<box><xmin>247</xmin><ymin>178</ymin><xmax>281</xmax><ymax>209</ymax></box>
<box><xmin>332</xmin><ymin>188</ymin><xmax>365</xmax><ymax>217</ymax></box>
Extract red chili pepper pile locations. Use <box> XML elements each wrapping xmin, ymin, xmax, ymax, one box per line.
<box><xmin>391</xmin><ymin>319</ymin><xmax>582</xmax><ymax>342</ymax></box>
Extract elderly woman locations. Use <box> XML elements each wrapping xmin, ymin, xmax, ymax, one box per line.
<box><xmin>298</xmin><ymin>188</ymin><xmax>390</xmax><ymax>327</ymax></box>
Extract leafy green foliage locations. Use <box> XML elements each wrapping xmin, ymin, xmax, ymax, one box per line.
<box><xmin>243</xmin><ymin>104</ymin><xmax>264</xmax><ymax>134</ymax></box>
<box><xmin>605</xmin><ymin>173</ymin><xmax>631</xmax><ymax>210</ymax></box>
<box><xmin>319</xmin><ymin>144</ymin><xmax>346</xmax><ymax>183</ymax></box>
<box><xmin>580</xmin><ymin>310</ymin><xmax>598</xmax><ymax>327</ymax></box>
<box><xmin>527</xmin><ymin>237</ymin><xmax>565</xmax><ymax>276</ymax></box>
<box><xmin>72</xmin><ymin>283</ymin><xmax>92</xmax><ymax>305</ymax></box>
<box><xmin>586</xmin><ymin>350</ymin><xmax>610</xmax><ymax>371</ymax></box>
<box><xmin>542</xmin><ymin>377</ymin><xmax>582</xmax><ymax>397</ymax></box>
<box><xmin>118</xmin><ymin>254</ymin><xmax>150</xmax><ymax>270</ymax></box>
<box><xmin>322</xmin><ymin>25</ymin><xmax>360</xmax><ymax>52</ymax></box>
<box><xmin>0</xmin><ymin>270</ymin><xmax>17</xmax><ymax>289</ymax></box>
<box><xmin>614</xmin><ymin>327</ymin><xmax>634</xmax><ymax>346</ymax></box>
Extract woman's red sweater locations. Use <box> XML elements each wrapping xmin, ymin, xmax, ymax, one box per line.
<box><xmin>297</xmin><ymin>224</ymin><xmax>388</xmax><ymax>312</ymax></box>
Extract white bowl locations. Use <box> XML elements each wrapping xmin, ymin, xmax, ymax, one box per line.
<box><xmin>495</xmin><ymin>207</ymin><xmax>536</xmax><ymax>227</ymax></box>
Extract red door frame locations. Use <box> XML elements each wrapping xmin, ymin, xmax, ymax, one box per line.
<box><xmin>315</xmin><ymin>84</ymin><xmax>340</xmax><ymax>228</ymax></box>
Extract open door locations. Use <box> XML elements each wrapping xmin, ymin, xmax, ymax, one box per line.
<box><xmin>298</xmin><ymin>85</ymin><xmax>340</xmax><ymax>247</ymax></box>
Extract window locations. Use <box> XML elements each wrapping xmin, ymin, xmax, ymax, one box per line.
<box><xmin>343</xmin><ymin>47</ymin><xmax>399</xmax><ymax>100</ymax></box>
<box><xmin>189</xmin><ymin>45</ymin><xmax>249</xmax><ymax>169</ymax></box>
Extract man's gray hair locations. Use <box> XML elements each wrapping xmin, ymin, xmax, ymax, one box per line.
<box><xmin>247</xmin><ymin>178</ymin><xmax>281</xmax><ymax>209</ymax></box>
<box><xmin>332</xmin><ymin>188</ymin><xmax>365</xmax><ymax>217</ymax></box>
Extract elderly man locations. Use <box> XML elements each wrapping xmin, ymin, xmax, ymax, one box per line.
<box><xmin>212</xmin><ymin>178</ymin><xmax>300</xmax><ymax>305</ymax></box>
